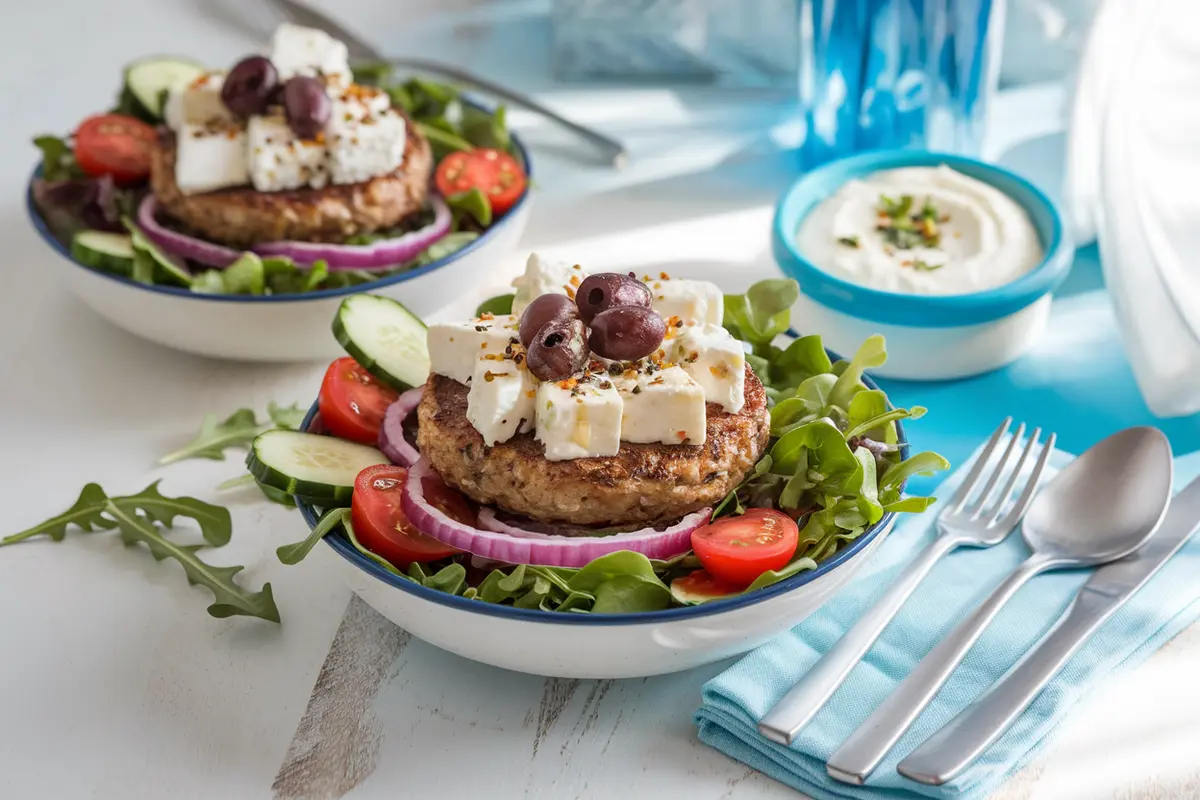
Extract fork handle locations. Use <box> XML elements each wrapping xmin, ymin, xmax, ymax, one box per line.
<box><xmin>826</xmin><ymin>552</ymin><xmax>1062</xmax><ymax>784</ymax></box>
<box><xmin>757</xmin><ymin>534</ymin><xmax>963</xmax><ymax>745</ymax></box>
<box><xmin>388</xmin><ymin>57</ymin><xmax>628</xmax><ymax>168</ymax></box>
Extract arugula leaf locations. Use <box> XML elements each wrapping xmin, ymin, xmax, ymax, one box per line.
<box><xmin>883</xmin><ymin>496</ymin><xmax>938</xmax><ymax>513</ymax></box>
<box><xmin>415</xmin><ymin>231</ymin><xmax>479</xmax><ymax>266</ymax></box>
<box><xmin>33</xmin><ymin>135</ymin><xmax>82</xmax><ymax>181</ymax></box>
<box><xmin>159</xmin><ymin>408</ymin><xmax>266</xmax><ymax>465</ymax></box>
<box><xmin>771</xmin><ymin>335</ymin><xmax>832</xmax><ymax>390</ymax></box>
<box><xmin>423</xmin><ymin>563</ymin><xmax>468</xmax><ymax>595</ymax></box>
<box><xmin>723</xmin><ymin>278</ymin><xmax>800</xmax><ymax>347</ymax></box>
<box><xmin>446</xmin><ymin>188</ymin><xmax>493</xmax><ymax>227</ymax></box>
<box><xmin>405</xmin><ymin>77</ymin><xmax>459</xmax><ymax>117</ymax></box>
<box><xmin>351</xmin><ymin>62</ymin><xmax>393</xmax><ymax>86</ymax></box>
<box><xmin>191</xmin><ymin>269</ymin><xmax>226</xmax><ymax>294</ymax></box>
<box><xmin>267</xmin><ymin>402</ymin><xmax>307</xmax><ymax>431</ymax></box>
<box><xmin>277</xmin><ymin>508</ymin><xmax>349</xmax><ymax>565</ymax></box>
<box><xmin>828</xmin><ymin>334</ymin><xmax>887</xmax><ymax>411</ymax></box>
<box><xmin>879</xmin><ymin>451</ymin><xmax>952</xmax><ymax>493</ymax></box>
<box><xmin>591</xmin><ymin>574</ymin><xmax>672</xmax><ymax>613</ymax></box>
<box><xmin>461</xmin><ymin>102</ymin><xmax>511</xmax><ymax>150</ymax></box>
<box><xmin>475</xmin><ymin>294</ymin><xmax>514</xmax><ymax>317</ymax></box>
<box><xmin>415</xmin><ymin>121</ymin><xmax>473</xmax><ymax>159</ymax></box>
<box><xmin>220</xmin><ymin>253</ymin><xmax>266</xmax><ymax>295</ymax></box>
<box><xmin>2</xmin><ymin>483</ymin><xmax>115</xmax><ymax>545</ymax></box>
<box><xmin>743</xmin><ymin>555</ymin><xmax>820</xmax><ymax>592</ymax></box>
<box><xmin>3</xmin><ymin>483</ymin><xmax>278</xmax><ymax>622</ymax></box>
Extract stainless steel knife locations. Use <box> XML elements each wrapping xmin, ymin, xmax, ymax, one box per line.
<box><xmin>895</xmin><ymin>473</ymin><xmax>1200</xmax><ymax>786</ymax></box>
<box><xmin>264</xmin><ymin>0</ymin><xmax>629</xmax><ymax>168</ymax></box>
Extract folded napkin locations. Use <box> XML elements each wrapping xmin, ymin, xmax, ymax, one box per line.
<box><xmin>696</xmin><ymin>445</ymin><xmax>1200</xmax><ymax>799</ymax></box>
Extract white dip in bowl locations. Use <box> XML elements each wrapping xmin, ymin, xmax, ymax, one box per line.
<box><xmin>796</xmin><ymin>165</ymin><xmax>1044</xmax><ymax>297</ymax></box>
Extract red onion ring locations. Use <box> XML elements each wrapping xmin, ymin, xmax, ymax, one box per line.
<box><xmin>251</xmin><ymin>195</ymin><xmax>451</xmax><ymax>269</ymax></box>
<box><xmin>378</xmin><ymin>386</ymin><xmax>423</xmax><ymax>467</ymax></box>
<box><xmin>137</xmin><ymin>193</ymin><xmax>452</xmax><ymax>271</ymax></box>
<box><xmin>137</xmin><ymin>196</ymin><xmax>242</xmax><ymax>267</ymax></box>
<box><xmin>401</xmin><ymin>459</ymin><xmax>708</xmax><ymax>567</ymax></box>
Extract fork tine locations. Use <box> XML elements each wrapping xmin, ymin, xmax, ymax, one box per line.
<box><xmin>967</xmin><ymin>422</ymin><xmax>1026</xmax><ymax>517</ymax></box>
<box><xmin>996</xmin><ymin>432</ymin><xmax>1057</xmax><ymax>530</ymax></box>
<box><xmin>981</xmin><ymin>427</ymin><xmax>1041</xmax><ymax>524</ymax></box>
<box><xmin>945</xmin><ymin>417</ymin><xmax>1012</xmax><ymax>513</ymax></box>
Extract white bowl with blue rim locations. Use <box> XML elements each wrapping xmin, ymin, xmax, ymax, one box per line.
<box><xmin>772</xmin><ymin>150</ymin><xmax>1073</xmax><ymax>380</ymax></box>
<box><xmin>294</xmin><ymin>370</ymin><xmax>909</xmax><ymax>680</ymax></box>
<box><xmin>25</xmin><ymin>117</ymin><xmax>532</xmax><ymax>364</ymax></box>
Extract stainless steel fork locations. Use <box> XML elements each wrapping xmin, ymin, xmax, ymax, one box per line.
<box><xmin>757</xmin><ymin>418</ymin><xmax>1056</xmax><ymax>745</ymax></box>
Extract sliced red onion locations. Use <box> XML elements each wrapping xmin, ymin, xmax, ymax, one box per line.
<box><xmin>251</xmin><ymin>195</ymin><xmax>451</xmax><ymax>270</ymax></box>
<box><xmin>378</xmin><ymin>386</ymin><xmax>423</xmax><ymax>467</ymax></box>
<box><xmin>401</xmin><ymin>459</ymin><xmax>708</xmax><ymax>567</ymax></box>
<box><xmin>138</xmin><ymin>196</ymin><xmax>243</xmax><ymax>267</ymax></box>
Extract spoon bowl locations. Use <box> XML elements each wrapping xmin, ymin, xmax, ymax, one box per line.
<box><xmin>1022</xmin><ymin>426</ymin><xmax>1174</xmax><ymax>564</ymax></box>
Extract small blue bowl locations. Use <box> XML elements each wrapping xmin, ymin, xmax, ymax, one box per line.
<box><xmin>772</xmin><ymin>149</ymin><xmax>1073</xmax><ymax>329</ymax></box>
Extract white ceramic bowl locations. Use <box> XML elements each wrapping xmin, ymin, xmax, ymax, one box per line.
<box><xmin>27</xmin><ymin>121</ymin><xmax>532</xmax><ymax>363</ymax></box>
<box><xmin>296</xmin><ymin>388</ymin><xmax>909</xmax><ymax>680</ymax></box>
<box><xmin>773</xmin><ymin>150</ymin><xmax>1073</xmax><ymax>381</ymax></box>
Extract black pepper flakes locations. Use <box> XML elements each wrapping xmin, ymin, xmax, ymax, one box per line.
<box><xmin>632</xmin><ymin>385</ymin><xmax>643</xmax><ymax>395</ymax></box>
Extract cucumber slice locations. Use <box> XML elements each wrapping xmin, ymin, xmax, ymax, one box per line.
<box><xmin>333</xmin><ymin>294</ymin><xmax>431</xmax><ymax>391</ymax></box>
<box><xmin>247</xmin><ymin>430</ymin><xmax>387</xmax><ymax>506</ymax></box>
<box><xmin>71</xmin><ymin>230</ymin><xmax>135</xmax><ymax>275</ymax></box>
<box><xmin>124</xmin><ymin>56</ymin><xmax>207</xmax><ymax>119</ymax></box>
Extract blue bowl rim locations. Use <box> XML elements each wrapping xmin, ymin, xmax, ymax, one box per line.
<box><xmin>26</xmin><ymin>96</ymin><xmax>533</xmax><ymax>305</ymax></box>
<box><xmin>296</xmin><ymin>343</ymin><xmax>911</xmax><ymax>627</ymax></box>
<box><xmin>771</xmin><ymin>149</ymin><xmax>1074</xmax><ymax>328</ymax></box>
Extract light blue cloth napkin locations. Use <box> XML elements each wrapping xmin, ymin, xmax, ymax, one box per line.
<box><xmin>695</xmin><ymin>446</ymin><xmax>1200</xmax><ymax>799</ymax></box>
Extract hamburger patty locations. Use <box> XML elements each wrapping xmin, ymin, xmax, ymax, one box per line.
<box><xmin>148</xmin><ymin>117</ymin><xmax>433</xmax><ymax>248</ymax></box>
<box><xmin>416</xmin><ymin>366</ymin><xmax>771</xmax><ymax>527</ymax></box>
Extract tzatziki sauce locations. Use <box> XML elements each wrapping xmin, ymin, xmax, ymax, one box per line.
<box><xmin>796</xmin><ymin>165</ymin><xmax>1044</xmax><ymax>295</ymax></box>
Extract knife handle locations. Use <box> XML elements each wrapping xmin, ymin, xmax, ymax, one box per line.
<box><xmin>895</xmin><ymin>589</ymin><xmax>1113</xmax><ymax>786</ymax></box>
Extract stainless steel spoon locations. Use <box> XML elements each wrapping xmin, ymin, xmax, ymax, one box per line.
<box><xmin>825</xmin><ymin>426</ymin><xmax>1173</xmax><ymax>785</ymax></box>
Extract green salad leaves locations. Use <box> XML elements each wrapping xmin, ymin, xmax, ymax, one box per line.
<box><xmin>2</xmin><ymin>483</ymin><xmax>279</xmax><ymax>622</ymax></box>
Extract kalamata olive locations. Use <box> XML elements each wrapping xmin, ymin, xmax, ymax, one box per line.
<box><xmin>588</xmin><ymin>306</ymin><xmax>666</xmax><ymax>361</ymax></box>
<box><xmin>526</xmin><ymin>317</ymin><xmax>588</xmax><ymax>382</ymax></box>
<box><xmin>575</xmin><ymin>272</ymin><xmax>652</xmax><ymax>323</ymax></box>
<box><xmin>518</xmin><ymin>294</ymin><xmax>578</xmax><ymax>348</ymax></box>
<box><xmin>221</xmin><ymin>56</ymin><xmax>280</xmax><ymax>118</ymax></box>
<box><xmin>282</xmin><ymin>76</ymin><xmax>332</xmax><ymax>140</ymax></box>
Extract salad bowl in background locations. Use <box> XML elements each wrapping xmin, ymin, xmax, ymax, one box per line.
<box><xmin>295</xmin><ymin>369</ymin><xmax>911</xmax><ymax>680</ymax></box>
<box><xmin>26</xmin><ymin>118</ymin><xmax>532</xmax><ymax>363</ymax></box>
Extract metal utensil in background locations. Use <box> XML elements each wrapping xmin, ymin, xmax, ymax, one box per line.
<box><xmin>826</xmin><ymin>426</ymin><xmax>1174</xmax><ymax>785</ymax></box>
<box><xmin>758</xmin><ymin>419</ymin><xmax>1052</xmax><ymax>745</ymax></box>
<box><xmin>265</xmin><ymin>0</ymin><xmax>629</xmax><ymax>168</ymax></box>
<box><xmin>897</xmin><ymin>473</ymin><xmax>1200</xmax><ymax>785</ymax></box>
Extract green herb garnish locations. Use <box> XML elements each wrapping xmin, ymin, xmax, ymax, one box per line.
<box><xmin>912</xmin><ymin>260</ymin><xmax>944</xmax><ymax>272</ymax></box>
<box><xmin>876</xmin><ymin>194</ymin><xmax>942</xmax><ymax>250</ymax></box>
<box><xmin>837</xmin><ymin>235</ymin><xmax>860</xmax><ymax>248</ymax></box>
<box><xmin>2</xmin><ymin>482</ymin><xmax>279</xmax><ymax>622</ymax></box>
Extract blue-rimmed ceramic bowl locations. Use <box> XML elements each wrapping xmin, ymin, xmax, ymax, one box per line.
<box><xmin>772</xmin><ymin>150</ymin><xmax>1073</xmax><ymax>380</ymax></box>
<box><xmin>26</xmin><ymin>100</ymin><xmax>532</xmax><ymax>362</ymax></box>
<box><xmin>294</xmin><ymin>350</ymin><xmax>911</xmax><ymax>679</ymax></box>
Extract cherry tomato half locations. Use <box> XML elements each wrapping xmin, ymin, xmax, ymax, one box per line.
<box><xmin>317</xmin><ymin>357</ymin><xmax>399</xmax><ymax>445</ymax></box>
<box><xmin>73</xmin><ymin>113</ymin><xmax>157</xmax><ymax>185</ymax></box>
<box><xmin>690</xmin><ymin>508</ymin><xmax>800</xmax><ymax>587</ymax></box>
<box><xmin>434</xmin><ymin>147</ymin><xmax>527</xmax><ymax>216</ymax></box>
<box><xmin>350</xmin><ymin>464</ymin><xmax>468</xmax><ymax>567</ymax></box>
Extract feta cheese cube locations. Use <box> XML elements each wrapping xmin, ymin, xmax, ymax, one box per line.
<box><xmin>427</xmin><ymin>315</ymin><xmax>521</xmax><ymax>385</ymax></box>
<box><xmin>511</xmin><ymin>253</ymin><xmax>593</xmax><ymax>316</ymax></box>
<box><xmin>329</xmin><ymin>86</ymin><xmax>391</xmax><ymax>124</ymax></box>
<box><xmin>668</xmin><ymin>323</ymin><xmax>746</xmax><ymax>413</ymax></box>
<box><xmin>466</xmin><ymin>353</ymin><xmax>537</xmax><ymax>445</ymax></box>
<box><xmin>328</xmin><ymin>108</ymin><xmax>406</xmax><ymax>185</ymax></box>
<box><xmin>167</xmin><ymin>72</ymin><xmax>233</xmax><ymax>131</ymax></box>
<box><xmin>174</xmin><ymin>124</ymin><xmax>249</xmax><ymax>195</ymax></box>
<box><xmin>616</xmin><ymin>365</ymin><xmax>707</xmax><ymax>445</ymax></box>
<box><xmin>645</xmin><ymin>278</ymin><xmax>724</xmax><ymax>325</ymax></box>
<box><xmin>270</xmin><ymin>23</ymin><xmax>351</xmax><ymax>87</ymax></box>
<box><xmin>536</xmin><ymin>380</ymin><xmax>623</xmax><ymax>461</ymax></box>
<box><xmin>247</xmin><ymin>113</ymin><xmax>328</xmax><ymax>192</ymax></box>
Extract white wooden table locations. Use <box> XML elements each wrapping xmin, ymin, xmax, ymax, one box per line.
<box><xmin>4</xmin><ymin>2</ymin><xmax>1200</xmax><ymax>798</ymax></box>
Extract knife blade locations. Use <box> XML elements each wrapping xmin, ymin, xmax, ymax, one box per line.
<box><xmin>263</xmin><ymin>0</ymin><xmax>629</xmax><ymax>167</ymax></box>
<box><xmin>896</xmin><ymin>473</ymin><xmax>1200</xmax><ymax>786</ymax></box>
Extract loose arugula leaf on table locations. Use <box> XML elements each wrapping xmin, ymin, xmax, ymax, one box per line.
<box><xmin>267</xmin><ymin>401</ymin><xmax>307</xmax><ymax>431</ymax></box>
<box><xmin>2</xmin><ymin>483</ymin><xmax>278</xmax><ymax>622</ymax></box>
<box><xmin>160</xmin><ymin>408</ymin><xmax>266</xmax><ymax>465</ymax></box>
<box><xmin>475</xmin><ymin>294</ymin><xmax>515</xmax><ymax>317</ymax></box>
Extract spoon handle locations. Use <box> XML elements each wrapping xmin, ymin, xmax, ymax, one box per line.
<box><xmin>825</xmin><ymin>552</ymin><xmax>1060</xmax><ymax>785</ymax></box>
<box><xmin>758</xmin><ymin>534</ymin><xmax>963</xmax><ymax>744</ymax></box>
